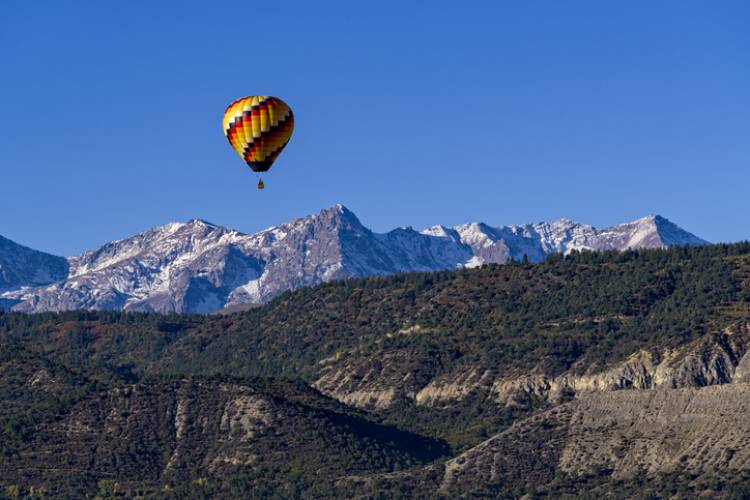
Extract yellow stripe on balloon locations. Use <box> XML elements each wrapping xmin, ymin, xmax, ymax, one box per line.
<box><xmin>222</xmin><ymin>95</ymin><xmax>294</xmax><ymax>172</ymax></box>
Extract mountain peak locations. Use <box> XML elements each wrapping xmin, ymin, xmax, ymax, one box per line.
<box><xmin>549</xmin><ymin>217</ymin><xmax>577</xmax><ymax>227</ymax></box>
<box><xmin>627</xmin><ymin>214</ymin><xmax>659</xmax><ymax>224</ymax></box>
<box><xmin>152</xmin><ymin>221</ymin><xmax>186</xmax><ymax>234</ymax></box>
<box><xmin>422</xmin><ymin>224</ymin><xmax>454</xmax><ymax>237</ymax></box>
<box><xmin>612</xmin><ymin>214</ymin><xmax>672</xmax><ymax>226</ymax></box>
<box><xmin>323</xmin><ymin>203</ymin><xmax>356</xmax><ymax>218</ymax></box>
<box><xmin>184</xmin><ymin>218</ymin><xmax>218</xmax><ymax>228</ymax></box>
<box><xmin>1</xmin><ymin>209</ymin><xmax>710</xmax><ymax>314</ymax></box>
<box><xmin>598</xmin><ymin>215</ymin><xmax>709</xmax><ymax>249</ymax></box>
<box><xmin>315</xmin><ymin>204</ymin><xmax>365</xmax><ymax>230</ymax></box>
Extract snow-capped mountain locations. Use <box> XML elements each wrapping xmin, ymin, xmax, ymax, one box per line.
<box><xmin>427</xmin><ymin>214</ymin><xmax>708</xmax><ymax>268</ymax></box>
<box><xmin>0</xmin><ymin>205</ymin><xmax>708</xmax><ymax>313</ymax></box>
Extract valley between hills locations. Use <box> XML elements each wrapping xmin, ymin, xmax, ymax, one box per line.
<box><xmin>2</xmin><ymin>242</ymin><xmax>750</xmax><ymax>498</ymax></box>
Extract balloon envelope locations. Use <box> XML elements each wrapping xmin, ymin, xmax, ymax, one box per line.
<box><xmin>222</xmin><ymin>96</ymin><xmax>294</xmax><ymax>173</ymax></box>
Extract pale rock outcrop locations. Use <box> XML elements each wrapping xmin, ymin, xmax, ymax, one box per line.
<box><xmin>491</xmin><ymin>323</ymin><xmax>750</xmax><ymax>406</ymax></box>
<box><xmin>313</xmin><ymin>349</ymin><xmax>445</xmax><ymax>410</ymax></box>
<box><xmin>209</xmin><ymin>386</ymin><xmax>275</xmax><ymax>468</ymax></box>
<box><xmin>415</xmin><ymin>368</ymin><xmax>494</xmax><ymax>407</ymax></box>
<box><xmin>438</xmin><ymin>383</ymin><xmax>750</xmax><ymax>491</ymax></box>
<box><xmin>559</xmin><ymin>384</ymin><xmax>750</xmax><ymax>478</ymax></box>
<box><xmin>317</xmin><ymin>323</ymin><xmax>750</xmax><ymax>412</ymax></box>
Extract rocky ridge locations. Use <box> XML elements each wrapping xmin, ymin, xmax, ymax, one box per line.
<box><xmin>314</xmin><ymin>322</ymin><xmax>750</xmax><ymax>411</ymax></box>
<box><xmin>0</xmin><ymin>205</ymin><xmax>708</xmax><ymax>313</ymax></box>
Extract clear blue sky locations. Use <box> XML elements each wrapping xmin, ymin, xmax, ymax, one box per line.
<box><xmin>1</xmin><ymin>1</ymin><xmax>748</xmax><ymax>256</ymax></box>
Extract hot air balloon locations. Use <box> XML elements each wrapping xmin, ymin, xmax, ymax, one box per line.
<box><xmin>222</xmin><ymin>96</ymin><xmax>294</xmax><ymax>189</ymax></box>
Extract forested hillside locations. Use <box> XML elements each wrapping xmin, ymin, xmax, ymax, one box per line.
<box><xmin>2</xmin><ymin>243</ymin><xmax>750</xmax><ymax>497</ymax></box>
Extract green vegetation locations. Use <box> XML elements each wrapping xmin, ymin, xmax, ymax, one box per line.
<box><xmin>0</xmin><ymin>343</ymin><xmax>99</xmax><ymax>449</ymax></box>
<box><xmin>4</xmin><ymin>243</ymin><xmax>749</xmax><ymax>379</ymax></box>
<box><xmin>1</xmin><ymin>242</ymin><xmax>749</xmax><ymax>497</ymax></box>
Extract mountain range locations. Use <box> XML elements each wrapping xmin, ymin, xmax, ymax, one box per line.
<box><xmin>3</xmin><ymin>241</ymin><xmax>750</xmax><ymax>497</ymax></box>
<box><xmin>0</xmin><ymin>204</ymin><xmax>708</xmax><ymax>313</ymax></box>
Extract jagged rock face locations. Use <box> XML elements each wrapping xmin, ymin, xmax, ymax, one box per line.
<box><xmin>0</xmin><ymin>235</ymin><xmax>68</xmax><ymax>292</ymax></box>
<box><xmin>313</xmin><ymin>348</ymin><xmax>452</xmax><ymax>410</ymax></box>
<box><xmin>433</xmin><ymin>214</ymin><xmax>709</xmax><ymax>268</ymax></box>
<box><xmin>4</xmin><ymin>221</ymin><xmax>265</xmax><ymax>313</ymax></box>
<box><xmin>0</xmin><ymin>206</ymin><xmax>707</xmax><ymax>313</ymax></box>
<box><xmin>415</xmin><ymin>368</ymin><xmax>495</xmax><ymax>407</ymax></box>
<box><xmin>491</xmin><ymin>322</ymin><xmax>750</xmax><ymax>406</ymax></box>
<box><xmin>438</xmin><ymin>383</ymin><xmax>750</xmax><ymax>493</ymax></box>
<box><xmin>313</xmin><ymin>323</ymin><xmax>750</xmax><ymax>411</ymax></box>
